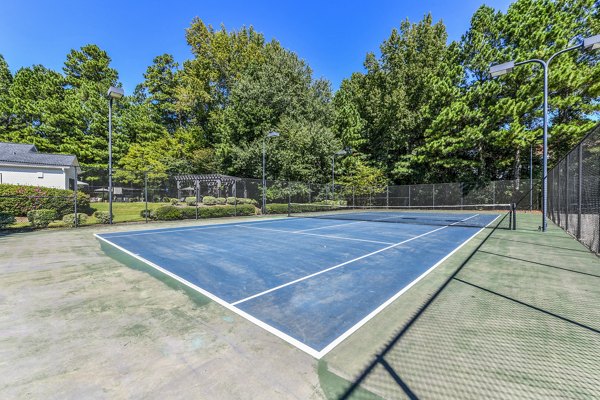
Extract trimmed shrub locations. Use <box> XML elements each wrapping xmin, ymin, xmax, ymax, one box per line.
<box><xmin>170</xmin><ymin>198</ymin><xmax>179</xmax><ymax>205</ymax></box>
<box><xmin>266</xmin><ymin>203</ymin><xmax>289</xmax><ymax>214</ymax></box>
<box><xmin>94</xmin><ymin>211</ymin><xmax>111</xmax><ymax>224</ymax></box>
<box><xmin>202</xmin><ymin>196</ymin><xmax>217</xmax><ymax>205</ymax></box>
<box><xmin>161</xmin><ymin>196</ymin><xmax>171</xmax><ymax>203</ymax></box>
<box><xmin>235</xmin><ymin>204</ymin><xmax>256</xmax><ymax>216</ymax></box>
<box><xmin>216</xmin><ymin>197</ymin><xmax>226</xmax><ymax>205</ymax></box>
<box><xmin>237</xmin><ymin>197</ymin><xmax>258</xmax><ymax>206</ymax></box>
<box><xmin>0</xmin><ymin>184</ymin><xmax>90</xmax><ymax>217</ymax></box>
<box><xmin>0</xmin><ymin>212</ymin><xmax>16</xmax><ymax>228</ymax></box>
<box><xmin>153</xmin><ymin>205</ymin><xmax>183</xmax><ymax>220</ymax></box>
<box><xmin>62</xmin><ymin>213</ymin><xmax>88</xmax><ymax>227</ymax></box>
<box><xmin>181</xmin><ymin>207</ymin><xmax>198</xmax><ymax>219</ymax></box>
<box><xmin>139</xmin><ymin>209</ymin><xmax>152</xmax><ymax>219</ymax></box>
<box><xmin>27</xmin><ymin>209</ymin><xmax>57</xmax><ymax>228</ymax></box>
<box><xmin>226</xmin><ymin>197</ymin><xmax>237</xmax><ymax>205</ymax></box>
<box><xmin>185</xmin><ymin>196</ymin><xmax>197</xmax><ymax>206</ymax></box>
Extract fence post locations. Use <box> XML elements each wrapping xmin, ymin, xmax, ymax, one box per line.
<box><xmin>234</xmin><ymin>180</ymin><xmax>237</xmax><ymax>217</ymax></box>
<box><xmin>352</xmin><ymin>185</ymin><xmax>355</xmax><ymax>209</ymax></box>
<box><xmin>386</xmin><ymin>185</ymin><xmax>389</xmax><ymax>209</ymax></box>
<box><xmin>432</xmin><ymin>184</ymin><xmax>435</xmax><ymax>208</ymax></box>
<box><xmin>144</xmin><ymin>171</ymin><xmax>148</xmax><ymax>223</ymax></box>
<box><xmin>73</xmin><ymin>169</ymin><xmax>78</xmax><ymax>228</ymax></box>
<box><xmin>577</xmin><ymin>144</ymin><xmax>582</xmax><ymax>239</ymax></box>
<box><xmin>287</xmin><ymin>181</ymin><xmax>291</xmax><ymax>216</ymax></box>
<box><xmin>557</xmin><ymin>162</ymin><xmax>561</xmax><ymax>227</ymax></box>
<box><xmin>408</xmin><ymin>185</ymin><xmax>411</xmax><ymax>207</ymax></box>
<box><xmin>565</xmin><ymin>154</ymin><xmax>570</xmax><ymax>232</ymax></box>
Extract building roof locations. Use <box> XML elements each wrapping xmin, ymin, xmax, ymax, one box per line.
<box><xmin>0</xmin><ymin>142</ymin><xmax>78</xmax><ymax>168</ymax></box>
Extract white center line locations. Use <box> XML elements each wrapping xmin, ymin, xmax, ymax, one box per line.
<box><xmin>235</xmin><ymin>224</ymin><xmax>395</xmax><ymax>245</ymax></box>
<box><xmin>231</xmin><ymin>213</ymin><xmax>480</xmax><ymax>306</ymax></box>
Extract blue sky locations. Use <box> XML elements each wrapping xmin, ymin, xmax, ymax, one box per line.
<box><xmin>0</xmin><ymin>0</ymin><xmax>512</xmax><ymax>93</ymax></box>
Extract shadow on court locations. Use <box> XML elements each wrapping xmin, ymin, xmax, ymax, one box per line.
<box><xmin>330</xmin><ymin>213</ymin><xmax>600</xmax><ymax>400</ymax></box>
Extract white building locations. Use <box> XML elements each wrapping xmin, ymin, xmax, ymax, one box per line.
<box><xmin>0</xmin><ymin>142</ymin><xmax>81</xmax><ymax>190</ymax></box>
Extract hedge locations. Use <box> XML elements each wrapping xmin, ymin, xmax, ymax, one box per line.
<box><xmin>27</xmin><ymin>209</ymin><xmax>57</xmax><ymax>228</ymax></box>
<box><xmin>0</xmin><ymin>184</ymin><xmax>90</xmax><ymax>217</ymax></box>
<box><xmin>153</xmin><ymin>205</ymin><xmax>183</xmax><ymax>220</ymax></box>
<box><xmin>202</xmin><ymin>196</ymin><xmax>217</xmax><ymax>205</ymax></box>
<box><xmin>94</xmin><ymin>211</ymin><xmax>111</xmax><ymax>224</ymax></box>
<box><xmin>215</xmin><ymin>197</ymin><xmax>226</xmax><ymax>205</ymax></box>
<box><xmin>62</xmin><ymin>213</ymin><xmax>88</xmax><ymax>227</ymax></box>
<box><xmin>185</xmin><ymin>196</ymin><xmax>197</xmax><ymax>206</ymax></box>
<box><xmin>0</xmin><ymin>212</ymin><xmax>15</xmax><ymax>228</ymax></box>
<box><xmin>151</xmin><ymin>204</ymin><xmax>256</xmax><ymax>221</ymax></box>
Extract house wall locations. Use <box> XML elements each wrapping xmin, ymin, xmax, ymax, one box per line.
<box><xmin>0</xmin><ymin>165</ymin><xmax>75</xmax><ymax>190</ymax></box>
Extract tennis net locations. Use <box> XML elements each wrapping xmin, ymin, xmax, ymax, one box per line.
<box><xmin>287</xmin><ymin>203</ymin><xmax>515</xmax><ymax>229</ymax></box>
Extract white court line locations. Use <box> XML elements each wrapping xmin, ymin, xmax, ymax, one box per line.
<box><xmin>231</xmin><ymin>213</ymin><xmax>480</xmax><ymax>306</ymax></box>
<box><xmin>235</xmin><ymin>224</ymin><xmax>395</xmax><ymax>245</ymax></box>
<box><xmin>94</xmin><ymin>233</ymin><xmax>322</xmax><ymax>358</ymax></box>
<box><xmin>315</xmin><ymin>213</ymin><xmax>499</xmax><ymax>358</ymax></box>
<box><xmin>292</xmin><ymin>214</ymin><xmax>403</xmax><ymax>233</ymax></box>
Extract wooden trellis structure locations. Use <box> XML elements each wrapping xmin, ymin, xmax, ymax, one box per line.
<box><xmin>173</xmin><ymin>174</ymin><xmax>246</xmax><ymax>200</ymax></box>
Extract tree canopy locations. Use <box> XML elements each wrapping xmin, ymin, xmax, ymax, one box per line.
<box><xmin>0</xmin><ymin>0</ymin><xmax>597</xmax><ymax>187</ymax></box>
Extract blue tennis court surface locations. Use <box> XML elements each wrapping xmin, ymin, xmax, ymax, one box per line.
<box><xmin>96</xmin><ymin>212</ymin><xmax>499</xmax><ymax>358</ymax></box>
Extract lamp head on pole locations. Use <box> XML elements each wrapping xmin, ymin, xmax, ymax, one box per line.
<box><xmin>582</xmin><ymin>34</ymin><xmax>600</xmax><ymax>51</ymax></box>
<box><xmin>267</xmin><ymin>131</ymin><xmax>280</xmax><ymax>138</ymax></box>
<box><xmin>334</xmin><ymin>149</ymin><xmax>347</xmax><ymax>156</ymax></box>
<box><xmin>489</xmin><ymin>61</ymin><xmax>515</xmax><ymax>77</ymax></box>
<box><xmin>107</xmin><ymin>86</ymin><xmax>124</xmax><ymax>99</ymax></box>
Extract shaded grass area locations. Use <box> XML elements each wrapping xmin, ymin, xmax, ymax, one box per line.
<box><xmin>321</xmin><ymin>213</ymin><xmax>600</xmax><ymax>399</ymax></box>
<box><xmin>90</xmin><ymin>202</ymin><xmax>168</xmax><ymax>223</ymax></box>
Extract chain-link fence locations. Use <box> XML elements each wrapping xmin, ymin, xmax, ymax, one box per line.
<box><xmin>548</xmin><ymin>124</ymin><xmax>600</xmax><ymax>254</ymax></box>
<box><xmin>1</xmin><ymin>164</ymin><xmax>540</xmax><ymax>229</ymax></box>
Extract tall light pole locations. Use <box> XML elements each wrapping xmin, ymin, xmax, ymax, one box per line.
<box><xmin>262</xmin><ymin>131</ymin><xmax>280</xmax><ymax>214</ymax></box>
<box><xmin>107</xmin><ymin>86</ymin><xmax>124</xmax><ymax>224</ymax></box>
<box><xmin>489</xmin><ymin>34</ymin><xmax>600</xmax><ymax>232</ymax></box>
<box><xmin>331</xmin><ymin>149</ymin><xmax>347</xmax><ymax>201</ymax></box>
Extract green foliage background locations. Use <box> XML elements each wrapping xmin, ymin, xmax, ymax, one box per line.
<box><xmin>0</xmin><ymin>0</ymin><xmax>597</xmax><ymax>187</ymax></box>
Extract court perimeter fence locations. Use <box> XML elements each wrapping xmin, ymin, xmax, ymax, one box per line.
<box><xmin>548</xmin><ymin>123</ymin><xmax>600</xmax><ymax>254</ymax></box>
<box><xmin>0</xmin><ymin>168</ymin><xmax>541</xmax><ymax>229</ymax></box>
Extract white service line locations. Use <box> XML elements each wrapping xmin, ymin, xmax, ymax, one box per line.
<box><xmin>232</xmin><ymin>213</ymin><xmax>480</xmax><ymax>306</ymax></box>
<box><xmin>235</xmin><ymin>224</ymin><xmax>394</xmax><ymax>245</ymax></box>
<box><xmin>292</xmin><ymin>214</ymin><xmax>403</xmax><ymax>233</ymax></box>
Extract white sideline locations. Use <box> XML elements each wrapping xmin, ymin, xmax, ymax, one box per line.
<box><xmin>95</xmin><ymin>211</ymin><xmax>500</xmax><ymax>359</ymax></box>
<box><xmin>230</xmin><ymin>214</ymin><xmax>480</xmax><ymax>307</ymax></box>
<box><xmin>234</xmin><ymin>224</ymin><xmax>395</xmax><ymax>245</ymax></box>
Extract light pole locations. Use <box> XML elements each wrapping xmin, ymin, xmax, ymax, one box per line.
<box><xmin>331</xmin><ymin>149</ymin><xmax>347</xmax><ymax>202</ymax></box>
<box><xmin>489</xmin><ymin>34</ymin><xmax>600</xmax><ymax>232</ymax></box>
<box><xmin>107</xmin><ymin>86</ymin><xmax>124</xmax><ymax>224</ymax></box>
<box><xmin>262</xmin><ymin>131</ymin><xmax>280</xmax><ymax>214</ymax></box>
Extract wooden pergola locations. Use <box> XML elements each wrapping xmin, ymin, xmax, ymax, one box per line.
<box><xmin>173</xmin><ymin>174</ymin><xmax>246</xmax><ymax>199</ymax></box>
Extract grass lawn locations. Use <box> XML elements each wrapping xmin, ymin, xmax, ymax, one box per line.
<box><xmin>90</xmin><ymin>202</ymin><xmax>169</xmax><ymax>223</ymax></box>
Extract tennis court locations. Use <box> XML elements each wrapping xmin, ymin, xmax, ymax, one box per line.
<box><xmin>96</xmin><ymin>209</ymin><xmax>507</xmax><ymax>358</ymax></box>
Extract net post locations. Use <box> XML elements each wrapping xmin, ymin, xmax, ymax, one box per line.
<box><xmin>512</xmin><ymin>203</ymin><xmax>517</xmax><ymax>230</ymax></box>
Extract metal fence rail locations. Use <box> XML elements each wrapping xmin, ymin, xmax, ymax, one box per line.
<box><xmin>548</xmin><ymin>124</ymin><xmax>600</xmax><ymax>254</ymax></box>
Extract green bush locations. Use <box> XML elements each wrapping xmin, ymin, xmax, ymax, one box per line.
<box><xmin>202</xmin><ymin>196</ymin><xmax>217</xmax><ymax>205</ymax></box>
<box><xmin>235</xmin><ymin>204</ymin><xmax>256</xmax><ymax>216</ymax></box>
<box><xmin>0</xmin><ymin>184</ymin><xmax>90</xmax><ymax>217</ymax></box>
<box><xmin>62</xmin><ymin>213</ymin><xmax>88</xmax><ymax>227</ymax></box>
<box><xmin>0</xmin><ymin>212</ymin><xmax>16</xmax><ymax>228</ymax></box>
<box><xmin>27</xmin><ymin>209</ymin><xmax>57</xmax><ymax>228</ymax></box>
<box><xmin>153</xmin><ymin>205</ymin><xmax>183</xmax><ymax>220</ymax></box>
<box><xmin>94</xmin><ymin>211</ymin><xmax>111</xmax><ymax>224</ymax></box>
<box><xmin>170</xmin><ymin>198</ymin><xmax>179</xmax><ymax>205</ymax></box>
<box><xmin>236</xmin><ymin>197</ymin><xmax>258</xmax><ymax>206</ymax></box>
<box><xmin>139</xmin><ymin>209</ymin><xmax>152</xmax><ymax>219</ymax></box>
<box><xmin>185</xmin><ymin>196</ymin><xmax>197</xmax><ymax>206</ymax></box>
<box><xmin>216</xmin><ymin>197</ymin><xmax>226</xmax><ymax>205</ymax></box>
<box><xmin>181</xmin><ymin>207</ymin><xmax>198</xmax><ymax>219</ymax></box>
<box><xmin>226</xmin><ymin>196</ymin><xmax>237</xmax><ymax>205</ymax></box>
<box><xmin>266</xmin><ymin>203</ymin><xmax>289</xmax><ymax>214</ymax></box>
